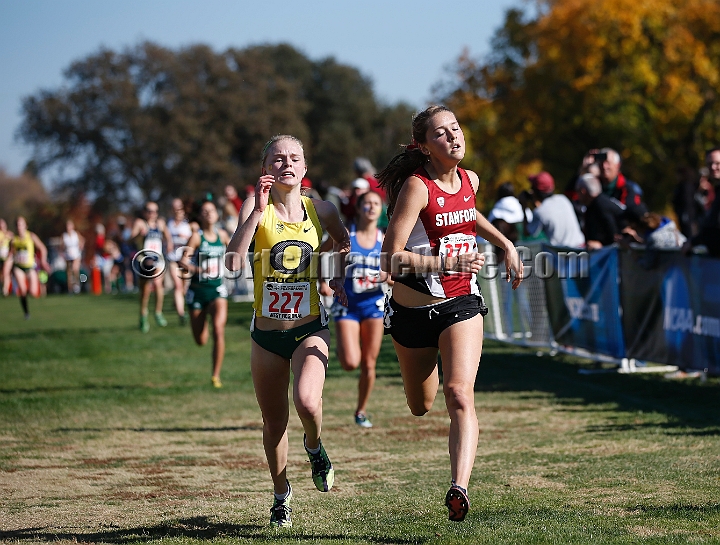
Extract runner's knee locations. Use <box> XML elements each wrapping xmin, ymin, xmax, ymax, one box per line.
<box><xmin>443</xmin><ymin>383</ymin><xmax>475</xmax><ymax>413</ymax></box>
<box><xmin>294</xmin><ymin>395</ymin><xmax>322</xmax><ymax>422</ymax></box>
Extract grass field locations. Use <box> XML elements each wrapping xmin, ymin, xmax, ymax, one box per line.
<box><xmin>1</xmin><ymin>293</ymin><xmax>720</xmax><ymax>544</ymax></box>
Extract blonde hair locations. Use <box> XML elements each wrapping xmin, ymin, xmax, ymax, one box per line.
<box><xmin>260</xmin><ymin>135</ymin><xmax>305</xmax><ymax>167</ymax></box>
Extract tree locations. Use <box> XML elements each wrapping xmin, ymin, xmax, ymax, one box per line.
<box><xmin>18</xmin><ymin>42</ymin><xmax>414</xmax><ymax>209</ymax></box>
<box><xmin>438</xmin><ymin>0</ymin><xmax>720</xmax><ymax>211</ymax></box>
<box><xmin>0</xmin><ymin>168</ymin><xmax>49</xmax><ymax>224</ymax></box>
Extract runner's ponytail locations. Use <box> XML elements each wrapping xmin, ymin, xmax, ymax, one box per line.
<box><xmin>377</xmin><ymin>105</ymin><xmax>452</xmax><ymax>217</ymax></box>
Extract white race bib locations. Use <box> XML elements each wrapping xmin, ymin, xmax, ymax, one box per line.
<box><xmin>201</xmin><ymin>256</ymin><xmax>221</xmax><ymax>280</ymax></box>
<box><xmin>144</xmin><ymin>237</ymin><xmax>163</xmax><ymax>254</ymax></box>
<box><xmin>16</xmin><ymin>250</ymin><xmax>30</xmax><ymax>267</ymax></box>
<box><xmin>438</xmin><ymin>233</ymin><xmax>477</xmax><ymax>273</ymax></box>
<box><xmin>262</xmin><ymin>281</ymin><xmax>311</xmax><ymax>320</ymax></box>
<box><xmin>0</xmin><ymin>245</ymin><xmax>9</xmax><ymax>260</ymax></box>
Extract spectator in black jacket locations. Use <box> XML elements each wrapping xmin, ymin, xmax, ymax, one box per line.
<box><xmin>580</xmin><ymin>148</ymin><xmax>647</xmax><ymax>223</ymax></box>
<box><xmin>690</xmin><ymin>147</ymin><xmax>720</xmax><ymax>256</ymax></box>
<box><xmin>576</xmin><ymin>173</ymin><xmax>626</xmax><ymax>250</ymax></box>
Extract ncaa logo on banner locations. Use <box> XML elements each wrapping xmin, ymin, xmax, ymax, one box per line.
<box><xmin>661</xmin><ymin>266</ymin><xmax>692</xmax><ymax>356</ymax></box>
<box><xmin>663</xmin><ymin>266</ymin><xmax>720</xmax><ymax>341</ymax></box>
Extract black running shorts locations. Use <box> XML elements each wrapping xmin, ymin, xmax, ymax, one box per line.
<box><xmin>383</xmin><ymin>293</ymin><xmax>488</xmax><ymax>349</ymax></box>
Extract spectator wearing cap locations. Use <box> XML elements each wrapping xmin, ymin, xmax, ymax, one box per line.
<box><xmin>354</xmin><ymin>157</ymin><xmax>386</xmax><ymax>201</ymax></box>
<box><xmin>341</xmin><ymin>178</ymin><xmax>370</xmax><ymax>224</ymax></box>
<box><xmin>522</xmin><ymin>171</ymin><xmax>585</xmax><ymax>248</ymax></box>
<box><xmin>487</xmin><ymin>182</ymin><xmax>531</xmax><ymax>263</ymax></box>
<box><xmin>576</xmin><ymin>173</ymin><xmax>626</xmax><ymax>249</ymax></box>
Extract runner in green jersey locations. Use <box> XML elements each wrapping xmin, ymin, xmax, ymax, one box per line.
<box><xmin>180</xmin><ymin>201</ymin><xmax>230</xmax><ymax>388</ymax></box>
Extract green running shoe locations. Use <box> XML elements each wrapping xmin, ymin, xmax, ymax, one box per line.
<box><xmin>354</xmin><ymin>412</ymin><xmax>373</xmax><ymax>428</ymax></box>
<box><xmin>139</xmin><ymin>314</ymin><xmax>150</xmax><ymax>333</ymax></box>
<box><xmin>269</xmin><ymin>481</ymin><xmax>292</xmax><ymax>528</ymax></box>
<box><xmin>304</xmin><ymin>435</ymin><xmax>334</xmax><ymax>492</ymax></box>
<box><xmin>154</xmin><ymin>312</ymin><xmax>168</xmax><ymax>327</ymax></box>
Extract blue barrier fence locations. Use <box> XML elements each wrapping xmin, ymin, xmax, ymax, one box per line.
<box><xmin>478</xmin><ymin>244</ymin><xmax>720</xmax><ymax>375</ymax></box>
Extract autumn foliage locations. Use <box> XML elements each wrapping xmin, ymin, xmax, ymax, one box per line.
<box><xmin>439</xmin><ymin>0</ymin><xmax>720</xmax><ymax>211</ymax></box>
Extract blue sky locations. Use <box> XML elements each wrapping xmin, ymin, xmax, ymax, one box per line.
<box><xmin>0</xmin><ymin>0</ymin><xmax>520</xmax><ymax>178</ymax></box>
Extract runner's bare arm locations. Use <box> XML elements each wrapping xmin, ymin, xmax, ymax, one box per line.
<box><xmin>380</xmin><ymin>177</ymin><xmax>434</xmax><ymax>274</ymax></box>
<box><xmin>313</xmin><ymin>199</ymin><xmax>350</xmax><ymax>306</ymax></box>
<box><xmin>225</xmin><ymin>175</ymin><xmax>274</xmax><ymax>271</ymax></box>
<box><xmin>160</xmin><ymin>219</ymin><xmax>175</xmax><ymax>258</ymax></box>
<box><xmin>178</xmin><ymin>232</ymin><xmax>201</xmax><ymax>277</ymax></box>
<box><xmin>31</xmin><ymin>232</ymin><xmax>49</xmax><ymax>269</ymax></box>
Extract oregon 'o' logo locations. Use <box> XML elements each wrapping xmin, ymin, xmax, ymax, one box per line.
<box><xmin>269</xmin><ymin>240</ymin><xmax>313</xmax><ymax>275</ymax></box>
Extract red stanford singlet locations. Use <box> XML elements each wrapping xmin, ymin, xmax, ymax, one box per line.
<box><xmin>394</xmin><ymin>166</ymin><xmax>479</xmax><ymax>298</ymax></box>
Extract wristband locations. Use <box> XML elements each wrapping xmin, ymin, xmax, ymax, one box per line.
<box><xmin>439</xmin><ymin>254</ymin><xmax>446</xmax><ymax>272</ymax></box>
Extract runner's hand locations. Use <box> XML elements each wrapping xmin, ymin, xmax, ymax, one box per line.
<box><xmin>504</xmin><ymin>245</ymin><xmax>523</xmax><ymax>289</ymax></box>
<box><xmin>253</xmin><ymin>175</ymin><xmax>274</xmax><ymax>213</ymax></box>
<box><xmin>448</xmin><ymin>252</ymin><xmax>485</xmax><ymax>274</ymax></box>
<box><xmin>329</xmin><ymin>279</ymin><xmax>348</xmax><ymax>307</ymax></box>
<box><xmin>318</xmin><ymin>281</ymin><xmax>333</xmax><ymax>297</ymax></box>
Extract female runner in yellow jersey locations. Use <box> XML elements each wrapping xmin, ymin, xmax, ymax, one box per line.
<box><xmin>4</xmin><ymin>216</ymin><xmax>49</xmax><ymax>318</ymax></box>
<box><xmin>0</xmin><ymin>219</ymin><xmax>13</xmax><ymax>296</ymax></box>
<box><xmin>226</xmin><ymin>135</ymin><xmax>350</xmax><ymax>528</ymax></box>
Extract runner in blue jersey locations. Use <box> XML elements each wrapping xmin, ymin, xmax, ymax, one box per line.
<box><xmin>131</xmin><ymin>201</ymin><xmax>174</xmax><ymax>333</ymax></box>
<box><xmin>320</xmin><ymin>190</ymin><xmax>390</xmax><ymax>428</ymax></box>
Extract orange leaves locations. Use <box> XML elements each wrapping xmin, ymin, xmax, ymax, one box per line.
<box><xmin>438</xmin><ymin>0</ymin><xmax>720</xmax><ymax>211</ymax></box>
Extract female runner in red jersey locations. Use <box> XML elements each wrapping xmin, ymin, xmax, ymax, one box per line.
<box><xmin>378</xmin><ymin>105</ymin><xmax>523</xmax><ymax>522</ymax></box>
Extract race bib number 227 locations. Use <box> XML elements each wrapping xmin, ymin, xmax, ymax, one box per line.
<box><xmin>262</xmin><ymin>281</ymin><xmax>311</xmax><ymax>320</ymax></box>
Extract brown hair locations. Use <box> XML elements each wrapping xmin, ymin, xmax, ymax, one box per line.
<box><xmin>355</xmin><ymin>189</ymin><xmax>383</xmax><ymax>210</ymax></box>
<box><xmin>376</xmin><ymin>105</ymin><xmax>452</xmax><ymax>216</ymax></box>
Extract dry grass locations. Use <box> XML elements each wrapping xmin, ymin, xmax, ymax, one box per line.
<box><xmin>1</xmin><ymin>295</ymin><xmax>720</xmax><ymax>543</ymax></box>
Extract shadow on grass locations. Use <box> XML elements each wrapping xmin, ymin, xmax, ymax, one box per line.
<box><xmin>0</xmin><ymin>327</ymin><xmax>136</xmax><ymax>341</ymax></box>
<box><xmin>53</xmin><ymin>425</ymin><xmax>262</xmax><ymax>433</ymax></box>
<box><xmin>333</xmin><ymin>333</ymin><xmax>720</xmax><ymax>435</ymax></box>
<box><xmin>633</xmin><ymin>502</ymin><xmax>720</xmax><ymax>518</ymax></box>
<box><xmin>0</xmin><ymin>516</ymin><xmax>428</xmax><ymax>544</ymax></box>
<box><xmin>476</xmin><ymin>341</ymin><xmax>720</xmax><ymax>435</ymax></box>
<box><xmin>0</xmin><ymin>384</ymin><xmax>139</xmax><ymax>395</ymax></box>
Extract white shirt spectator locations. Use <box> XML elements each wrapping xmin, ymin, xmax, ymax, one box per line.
<box><xmin>526</xmin><ymin>194</ymin><xmax>585</xmax><ymax>247</ymax></box>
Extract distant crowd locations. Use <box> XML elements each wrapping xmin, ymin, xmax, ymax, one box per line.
<box><xmin>3</xmin><ymin>147</ymin><xmax>720</xmax><ymax>303</ymax></box>
<box><xmin>486</xmin><ymin>146</ymin><xmax>720</xmax><ymax>258</ymax></box>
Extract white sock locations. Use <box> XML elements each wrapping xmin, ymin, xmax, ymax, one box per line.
<box><xmin>305</xmin><ymin>438</ymin><xmax>321</xmax><ymax>455</ymax></box>
<box><xmin>274</xmin><ymin>482</ymin><xmax>290</xmax><ymax>501</ymax></box>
